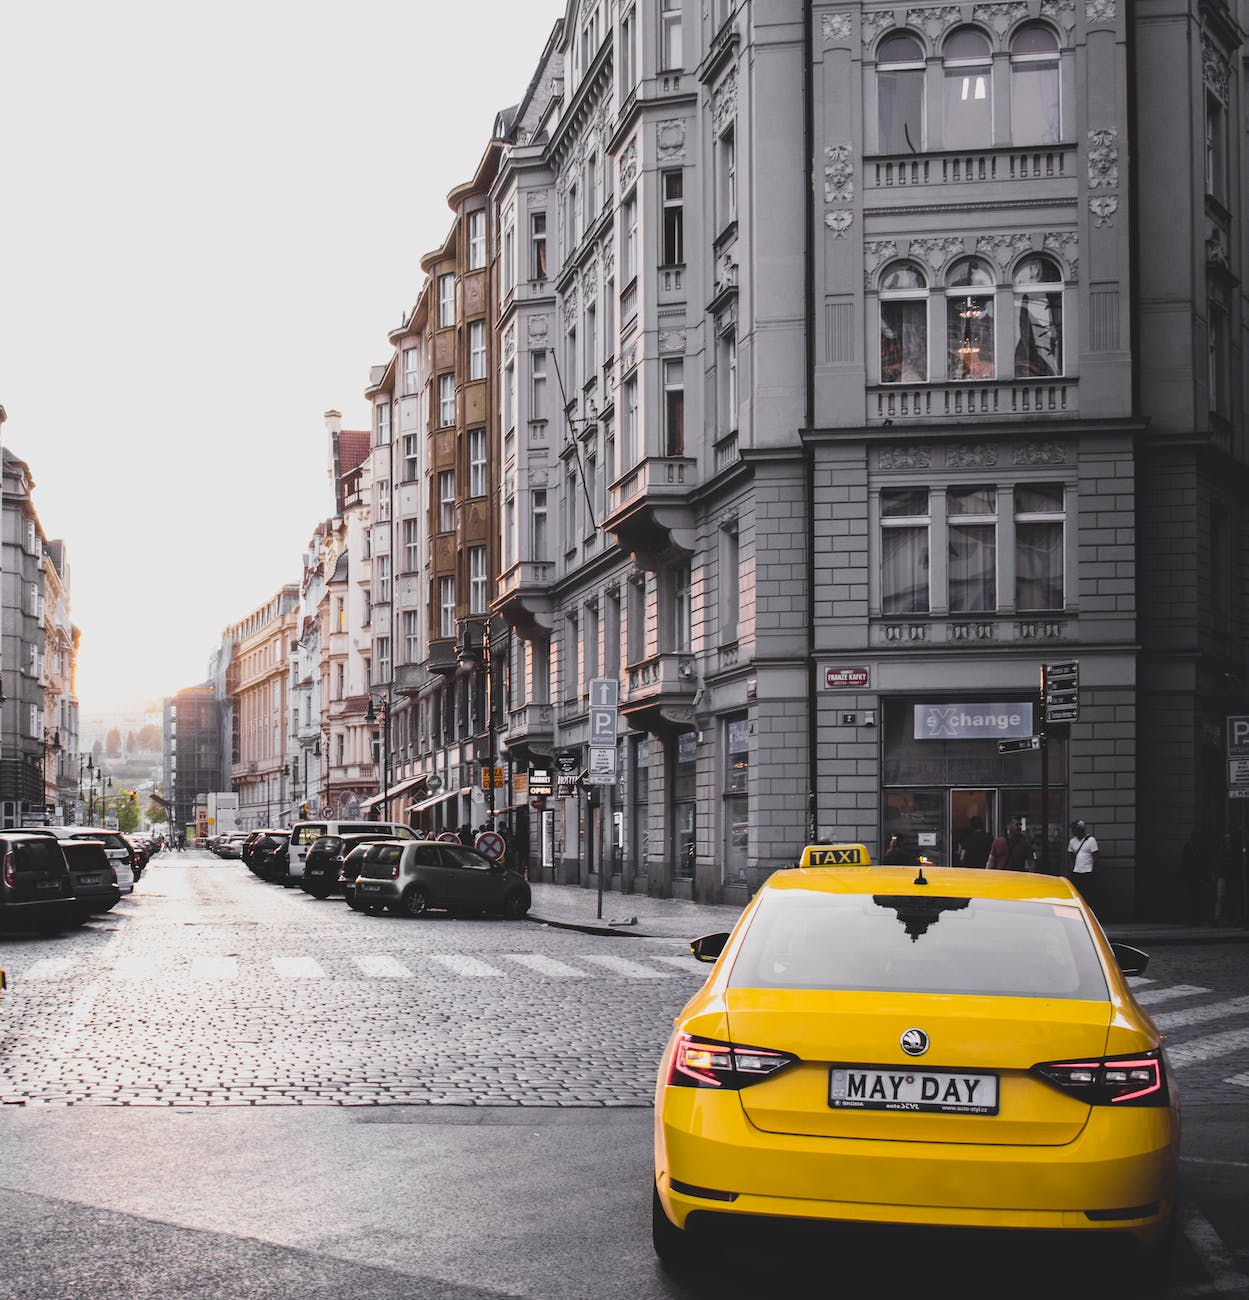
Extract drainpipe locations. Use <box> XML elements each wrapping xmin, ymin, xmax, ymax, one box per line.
<box><xmin>802</xmin><ymin>0</ymin><xmax>819</xmax><ymax>843</ymax></box>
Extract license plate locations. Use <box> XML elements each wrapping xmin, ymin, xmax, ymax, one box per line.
<box><xmin>36</xmin><ymin>880</ymin><xmax>62</xmax><ymax>892</ymax></box>
<box><xmin>830</xmin><ymin>1065</ymin><xmax>998</xmax><ymax>1115</ymax></box>
<box><xmin>359</xmin><ymin>882</ymin><xmax>381</xmax><ymax>893</ymax></box>
<box><xmin>77</xmin><ymin>875</ymin><xmax>102</xmax><ymax>886</ymax></box>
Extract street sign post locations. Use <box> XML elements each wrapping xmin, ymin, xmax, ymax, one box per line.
<box><xmin>998</xmin><ymin>736</ymin><xmax>1041</xmax><ymax>754</ymax></box>
<box><xmin>1042</xmin><ymin>660</ymin><xmax>1079</xmax><ymax>724</ymax></box>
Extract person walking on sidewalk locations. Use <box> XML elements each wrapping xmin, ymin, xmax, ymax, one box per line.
<box><xmin>988</xmin><ymin>819</ymin><xmax>1032</xmax><ymax>870</ymax></box>
<box><xmin>958</xmin><ymin>816</ymin><xmax>994</xmax><ymax>868</ymax></box>
<box><xmin>1067</xmin><ymin>819</ymin><xmax>1100</xmax><ymax>913</ymax></box>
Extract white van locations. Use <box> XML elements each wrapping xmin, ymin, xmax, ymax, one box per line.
<box><xmin>285</xmin><ymin>820</ymin><xmax>415</xmax><ymax>885</ymax></box>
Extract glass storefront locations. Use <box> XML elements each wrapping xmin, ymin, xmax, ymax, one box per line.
<box><xmin>630</xmin><ymin>737</ymin><xmax>649</xmax><ymax>875</ymax></box>
<box><xmin>672</xmin><ymin>730</ymin><xmax>697</xmax><ymax>879</ymax></box>
<box><xmin>724</xmin><ymin>716</ymin><xmax>749</xmax><ymax>883</ymax></box>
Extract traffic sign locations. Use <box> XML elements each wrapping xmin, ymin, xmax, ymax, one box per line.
<box><xmin>998</xmin><ymin>736</ymin><xmax>1042</xmax><ymax>754</ymax></box>
<box><xmin>437</xmin><ymin>831</ymin><xmax>460</xmax><ymax>843</ymax></box>
<box><xmin>1042</xmin><ymin>660</ymin><xmax>1079</xmax><ymax>724</ymax></box>
<box><xmin>475</xmin><ymin>831</ymin><xmax>505</xmax><ymax>861</ymax></box>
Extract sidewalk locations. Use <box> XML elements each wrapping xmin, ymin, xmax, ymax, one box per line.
<box><xmin>526</xmin><ymin>880</ymin><xmax>1249</xmax><ymax>946</ymax></box>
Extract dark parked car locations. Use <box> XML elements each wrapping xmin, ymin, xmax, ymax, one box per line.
<box><xmin>301</xmin><ymin>833</ymin><xmax>394</xmax><ymax>899</ymax></box>
<box><xmin>242</xmin><ymin>829</ymin><xmax>286</xmax><ymax>875</ymax></box>
<box><xmin>59</xmin><ymin>839</ymin><xmax>121</xmax><ymax>921</ymax></box>
<box><xmin>349</xmin><ymin>839</ymin><xmax>531</xmax><ymax>919</ymax></box>
<box><xmin>0</xmin><ymin>832</ymin><xmax>76</xmax><ymax>933</ymax></box>
<box><xmin>252</xmin><ymin>832</ymin><xmax>290</xmax><ymax>882</ymax></box>
<box><xmin>121</xmin><ymin>834</ymin><xmax>148</xmax><ymax>882</ymax></box>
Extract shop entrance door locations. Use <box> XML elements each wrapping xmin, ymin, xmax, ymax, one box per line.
<box><xmin>951</xmin><ymin>789</ymin><xmax>996</xmax><ymax>867</ymax></box>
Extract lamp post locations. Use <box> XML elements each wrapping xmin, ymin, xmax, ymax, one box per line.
<box><xmin>78</xmin><ymin>753</ymin><xmax>94</xmax><ymax>823</ymax></box>
<box><xmin>37</xmin><ymin>729</ymin><xmax>62</xmax><ymax>822</ymax></box>
<box><xmin>366</xmin><ymin>693</ymin><xmax>391</xmax><ymax>822</ymax></box>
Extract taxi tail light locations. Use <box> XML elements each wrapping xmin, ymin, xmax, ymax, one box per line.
<box><xmin>667</xmin><ymin>1033</ymin><xmax>797</xmax><ymax>1090</ymax></box>
<box><xmin>1034</xmin><ymin>1049</ymin><xmax>1168</xmax><ymax>1106</ymax></box>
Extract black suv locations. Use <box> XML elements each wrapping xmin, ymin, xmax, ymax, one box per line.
<box><xmin>301</xmin><ymin>833</ymin><xmax>393</xmax><ymax>899</ymax></box>
<box><xmin>0</xmin><ymin>833</ymin><xmax>76</xmax><ymax>933</ymax></box>
<box><xmin>59</xmin><ymin>840</ymin><xmax>122</xmax><ymax>921</ymax></box>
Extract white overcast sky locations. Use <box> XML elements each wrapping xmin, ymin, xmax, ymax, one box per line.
<box><xmin>1</xmin><ymin>0</ymin><xmax>558</xmax><ymax>717</ymax></box>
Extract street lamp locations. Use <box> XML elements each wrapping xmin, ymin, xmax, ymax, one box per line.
<box><xmin>77</xmin><ymin>753</ymin><xmax>94</xmax><ymax>822</ymax></box>
<box><xmin>365</xmin><ymin>693</ymin><xmax>391</xmax><ymax>822</ymax></box>
<box><xmin>37</xmin><ymin>729</ymin><xmax>62</xmax><ymax>820</ymax></box>
<box><xmin>458</xmin><ymin>615</ymin><xmax>506</xmax><ymax>828</ymax></box>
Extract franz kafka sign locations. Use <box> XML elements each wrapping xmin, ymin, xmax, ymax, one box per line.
<box><xmin>914</xmin><ymin>703</ymin><xmax>1034</xmax><ymax>741</ymax></box>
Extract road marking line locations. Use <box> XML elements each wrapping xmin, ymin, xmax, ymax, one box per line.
<box><xmin>578</xmin><ymin>954</ymin><xmax>675</xmax><ymax>979</ymax></box>
<box><xmin>110</xmin><ymin>956</ymin><xmax>157</xmax><ymax>980</ymax></box>
<box><xmin>429</xmin><ymin>954</ymin><xmax>505</xmax><ymax>978</ymax></box>
<box><xmin>1181</xmin><ymin>1155</ymin><xmax>1249</xmax><ymax>1170</ymax></box>
<box><xmin>1133</xmin><ymin>983</ymin><xmax>1210</xmax><ymax>1007</ymax></box>
<box><xmin>649</xmin><ymin>955</ymin><xmax>705</xmax><ymax>970</ymax></box>
<box><xmin>1153</xmin><ymin>996</ymin><xmax>1249</xmax><ymax>1031</ymax></box>
<box><xmin>1222</xmin><ymin>1071</ymin><xmax>1249</xmax><ymax>1089</ymax></box>
<box><xmin>1178</xmin><ymin>1202</ymin><xmax>1249</xmax><ymax>1296</ymax></box>
<box><xmin>20</xmin><ymin>957</ymin><xmax>83</xmax><ymax>981</ymax></box>
<box><xmin>1126</xmin><ymin>976</ymin><xmax>1154</xmax><ymax>987</ymax></box>
<box><xmin>352</xmin><ymin>955</ymin><xmax>414</xmax><ymax>978</ymax></box>
<box><xmin>272</xmin><ymin>956</ymin><xmax>326</xmax><ymax>979</ymax></box>
<box><xmin>1166</xmin><ymin>1028</ymin><xmax>1249</xmax><ymax>1069</ymax></box>
<box><xmin>190</xmin><ymin>957</ymin><xmax>237</xmax><ymax>979</ymax></box>
<box><xmin>504</xmin><ymin>954</ymin><xmax>585</xmax><ymax>977</ymax></box>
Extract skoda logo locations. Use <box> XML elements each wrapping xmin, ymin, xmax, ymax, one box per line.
<box><xmin>900</xmin><ymin>1028</ymin><xmax>929</xmax><ymax>1057</ymax></box>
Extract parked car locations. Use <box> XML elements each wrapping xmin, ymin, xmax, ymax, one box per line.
<box><xmin>215</xmin><ymin>834</ymin><xmax>249</xmax><ymax>860</ymax></box>
<box><xmin>251</xmin><ymin>832</ymin><xmax>290</xmax><ymax>882</ymax></box>
<box><xmin>120</xmin><ymin>834</ymin><xmax>148</xmax><ymax>881</ymax></box>
<box><xmin>0</xmin><ymin>832</ymin><xmax>76</xmax><ymax>933</ymax></box>
<box><xmin>39</xmin><ymin>827</ymin><xmax>135</xmax><ymax>894</ymax></box>
<box><xmin>300</xmin><ymin>833</ymin><xmax>395</xmax><ymax>899</ymax></box>
<box><xmin>286</xmin><ymin>819</ymin><xmax>416</xmax><ymax>887</ymax></box>
<box><xmin>241</xmin><ymin>829</ymin><xmax>284</xmax><ymax>874</ymax></box>
<box><xmin>349</xmin><ymin>839</ymin><xmax>531</xmax><ymax>919</ymax></box>
<box><xmin>59</xmin><ymin>839</ymin><xmax>121</xmax><ymax>921</ymax></box>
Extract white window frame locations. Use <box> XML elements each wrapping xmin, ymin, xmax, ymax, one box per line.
<box><xmin>438</xmin><ymin>273</ymin><xmax>456</xmax><ymax>328</ymax></box>
<box><xmin>469</xmin><ymin>546</ymin><xmax>487</xmax><ymax>614</ymax></box>
<box><xmin>439</xmin><ymin>372</ymin><xmax>456</xmax><ymax>427</ymax></box>
<box><xmin>468</xmin><ymin>320</ymin><xmax>487</xmax><ymax>380</ymax></box>
<box><xmin>438</xmin><ymin>470</ymin><xmax>456</xmax><ymax>532</ymax></box>
<box><xmin>469</xmin><ymin>427</ymin><xmax>487</xmax><ymax>497</ymax></box>
<box><xmin>439</xmin><ymin>576</ymin><xmax>456</xmax><ymax>639</ymax></box>
<box><xmin>467</xmin><ymin>210</ymin><xmax>486</xmax><ymax>269</ymax></box>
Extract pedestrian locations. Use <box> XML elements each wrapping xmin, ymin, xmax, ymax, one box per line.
<box><xmin>458</xmin><ymin>824</ymin><xmax>473</xmax><ymax>847</ymax></box>
<box><xmin>1067</xmin><ymin>819</ymin><xmax>1100</xmax><ymax>913</ymax></box>
<box><xmin>958</xmin><ymin>816</ymin><xmax>994</xmax><ymax>869</ymax></box>
<box><xmin>498</xmin><ymin>823</ymin><xmax>514</xmax><ymax>872</ymax></box>
<box><xmin>882</xmin><ymin>831</ymin><xmax>920</xmax><ymax>866</ymax></box>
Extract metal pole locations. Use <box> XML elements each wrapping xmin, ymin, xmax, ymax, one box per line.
<box><xmin>1040</xmin><ymin>699</ymin><xmax>1050</xmax><ymax>874</ymax></box>
<box><xmin>486</xmin><ymin>624</ymin><xmax>496</xmax><ymax>827</ymax></box>
<box><xmin>592</xmin><ymin>787</ymin><xmax>602</xmax><ymax>920</ymax></box>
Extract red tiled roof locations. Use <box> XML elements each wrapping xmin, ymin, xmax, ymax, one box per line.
<box><xmin>338</xmin><ymin>431</ymin><xmax>370</xmax><ymax>474</ymax></box>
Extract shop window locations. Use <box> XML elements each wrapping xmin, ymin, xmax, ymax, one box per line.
<box><xmin>877</xmin><ymin>32</ymin><xmax>925</xmax><ymax>154</ymax></box>
<box><xmin>672</xmin><ymin>730</ymin><xmax>696</xmax><ymax>878</ymax></box>
<box><xmin>723</xmin><ymin>716</ymin><xmax>749</xmax><ymax>882</ymax></box>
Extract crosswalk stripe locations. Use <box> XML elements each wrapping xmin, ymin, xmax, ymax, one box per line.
<box><xmin>190</xmin><ymin>957</ymin><xmax>237</xmax><ymax>979</ymax></box>
<box><xmin>1166</xmin><ymin>1028</ymin><xmax>1249</xmax><ymax>1069</ymax></box>
<box><xmin>1223</xmin><ymin>1071</ymin><xmax>1249</xmax><ymax>1089</ymax></box>
<box><xmin>111</xmin><ymin>957</ymin><xmax>157</xmax><ymax>980</ymax></box>
<box><xmin>430</xmin><ymin>954</ymin><xmax>504</xmax><ymax>978</ymax></box>
<box><xmin>649</xmin><ymin>955</ymin><xmax>704</xmax><ymax>971</ymax></box>
<box><xmin>1126</xmin><ymin>976</ymin><xmax>1154</xmax><ymax>987</ymax></box>
<box><xmin>352</xmin><ymin>955</ymin><xmax>414</xmax><ymax>978</ymax></box>
<box><xmin>1133</xmin><ymin>983</ymin><xmax>1210</xmax><ymax>1007</ymax></box>
<box><xmin>579</xmin><ymin>954</ymin><xmax>676</xmax><ymax>979</ymax></box>
<box><xmin>1153</xmin><ymin>996</ymin><xmax>1249</xmax><ymax>1031</ymax></box>
<box><xmin>273</xmin><ymin>956</ymin><xmax>325</xmax><ymax>978</ymax></box>
<box><xmin>1179</xmin><ymin>1203</ymin><xmax>1249</xmax><ymax>1296</ymax></box>
<box><xmin>504</xmin><ymin>954</ymin><xmax>584</xmax><ymax>977</ymax></box>
<box><xmin>21</xmin><ymin>957</ymin><xmax>81</xmax><ymax>981</ymax></box>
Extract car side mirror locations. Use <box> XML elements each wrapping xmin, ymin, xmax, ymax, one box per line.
<box><xmin>690</xmin><ymin>932</ymin><xmax>730</xmax><ymax>963</ymax></box>
<box><xmin>1112</xmin><ymin>943</ymin><xmax>1149</xmax><ymax>977</ymax></box>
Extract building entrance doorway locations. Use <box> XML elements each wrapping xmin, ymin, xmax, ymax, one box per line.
<box><xmin>952</xmin><ymin>789</ymin><xmax>996</xmax><ymax>867</ymax></box>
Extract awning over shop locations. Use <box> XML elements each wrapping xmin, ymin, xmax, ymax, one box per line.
<box><xmin>411</xmin><ymin>787</ymin><xmax>467</xmax><ymax>814</ymax></box>
<box><xmin>360</xmin><ymin>774</ymin><xmax>431</xmax><ymax>810</ymax></box>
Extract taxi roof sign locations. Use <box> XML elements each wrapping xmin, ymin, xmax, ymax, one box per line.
<box><xmin>799</xmin><ymin>843</ymin><xmax>872</xmax><ymax>868</ymax></box>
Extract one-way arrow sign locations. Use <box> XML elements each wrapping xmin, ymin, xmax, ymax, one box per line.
<box><xmin>999</xmin><ymin>736</ymin><xmax>1042</xmax><ymax>754</ymax></box>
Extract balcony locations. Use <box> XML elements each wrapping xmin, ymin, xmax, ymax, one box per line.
<box><xmin>864</xmin><ymin>145</ymin><xmax>1076</xmax><ymax>200</ymax></box>
<box><xmin>495</xmin><ymin>560</ymin><xmax>557</xmax><ymax>638</ymax></box>
<box><xmin>503</xmin><ymin>702</ymin><xmax>554</xmax><ymax>759</ymax></box>
<box><xmin>602</xmin><ymin>456</ymin><xmax>698</xmax><ymax>569</ymax></box>
<box><xmin>427</xmin><ymin>638</ymin><xmax>459</xmax><ymax>678</ymax></box>
<box><xmin>869</xmin><ymin>379</ymin><xmax>1074</xmax><ymax>425</ymax></box>
<box><xmin>620</xmin><ymin>652</ymin><xmax>698</xmax><ymax>735</ymax></box>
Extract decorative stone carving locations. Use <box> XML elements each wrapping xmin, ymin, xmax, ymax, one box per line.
<box><xmin>904</xmin><ymin>6</ymin><xmax>961</xmax><ymax>39</ymax></box>
<box><xmin>1088</xmin><ymin>129</ymin><xmax>1118</xmax><ymax>189</ymax></box>
<box><xmin>1089</xmin><ymin>196</ymin><xmax>1118</xmax><ymax>227</ymax></box>
<box><xmin>864</xmin><ymin>240</ymin><xmax>899</xmax><ymax>289</ymax></box>
<box><xmin>1016</xmin><ymin>620</ymin><xmax>1067</xmax><ymax>640</ymax></box>
<box><xmin>861</xmin><ymin>9</ymin><xmax>895</xmax><ymax>47</ymax></box>
<box><xmin>1086</xmin><ymin>0</ymin><xmax>1115</xmax><ymax>20</ymax></box>
<box><xmin>582</xmin><ymin>260</ymin><xmax>598</xmax><ymax>296</ymax></box>
<box><xmin>602</xmin><ymin>241</ymin><xmax>615</xmax><ymax>279</ymax></box>
<box><xmin>503</xmin><ymin>324</ymin><xmax>516</xmax><ymax>362</ymax></box>
<box><xmin>971</xmin><ymin>2</ymin><xmax>1028</xmax><ymax>35</ymax></box>
<box><xmin>1202</xmin><ymin>34</ymin><xmax>1230</xmax><ymax>102</ymax></box>
<box><xmin>1039</xmin><ymin>0</ymin><xmax>1076</xmax><ymax>31</ymax></box>
<box><xmin>562</xmin><ymin>285</ymin><xmax>578</xmax><ymax>325</ymax></box>
<box><xmin>878</xmin><ymin>445</ymin><xmax>931</xmax><ymax>470</ymax></box>
<box><xmin>622</xmin><ymin>339</ymin><xmax>639</xmax><ymax>373</ymax></box>
<box><xmin>822</xmin><ymin>12</ymin><xmax>852</xmax><ymax>42</ymax></box>
<box><xmin>950</xmin><ymin>623</ymin><xmax>997</xmax><ymax>641</ymax></box>
<box><xmin>976</xmin><ymin>232</ymin><xmax>1032</xmax><ymax>269</ymax></box>
<box><xmin>884</xmin><ymin>623</ymin><xmax>929</xmax><ymax>643</ymax></box>
<box><xmin>528</xmin><ymin>315</ymin><xmax>550</xmax><ymax>343</ymax></box>
<box><xmin>824</xmin><ymin>144</ymin><xmax>854</xmax><ymax>202</ymax></box>
<box><xmin>1206</xmin><ymin>226</ymin><xmax>1229</xmax><ymax>269</ymax></box>
<box><xmin>825</xmin><ymin>210</ymin><xmax>854</xmax><ymax>237</ymax></box>
<box><xmin>659</xmin><ymin>329</ymin><xmax>686</xmax><ymax>354</ymax></box>
<box><xmin>657</xmin><ymin>118</ymin><xmax>686</xmax><ymax>160</ymax></box>
<box><xmin>910</xmin><ymin>235</ymin><xmax>966</xmax><ymax>270</ymax></box>
<box><xmin>712</xmin><ymin>67</ymin><xmax>738</xmax><ymax>135</ymax></box>
<box><xmin>619</xmin><ymin>138</ymin><xmax>638</xmax><ymax>189</ymax></box>
<box><xmin>1012</xmin><ymin>441</ymin><xmax>1068</xmax><ymax>465</ymax></box>
<box><xmin>1042</xmin><ymin>230</ymin><xmax>1079</xmax><ymax>280</ymax></box>
<box><xmin>529</xmin><ymin>189</ymin><xmax>548</xmax><ymax>206</ymax></box>
<box><xmin>946</xmin><ymin>444</ymin><xmax>998</xmax><ymax>468</ymax></box>
<box><xmin>716</xmin><ymin>250</ymin><xmax>739</xmax><ymax>292</ymax></box>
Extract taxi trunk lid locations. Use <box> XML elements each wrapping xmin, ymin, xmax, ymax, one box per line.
<box><xmin>727</xmin><ymin>989</ymin><xmax>1111</xmax><ymax>1145</ymax></box>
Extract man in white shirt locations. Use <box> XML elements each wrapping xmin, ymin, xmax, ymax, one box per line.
<box><xmin>1067</xmin><ymin>819</ymin><xmax>1100</xmax><ymax>913</ymax></box>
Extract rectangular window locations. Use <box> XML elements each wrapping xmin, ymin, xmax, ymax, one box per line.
<box><xmin>469</xmin><ymin>546</ymin><xmax>487</xmax><ymax>614</ymax></box>
<box><xmin>404</xmin><ymin>610</ymin><xmax>419</xmax><ymax>664</ymax></box>
<box><xmin>584</xmin><ymin>153</ymin><xmax>598</xmax><ymax>227</ymax></box>
<box><xmin>623</xmin><ymin>192</ymin><xmax>638</xmax><ymax>283</ymax></box>
<box><xmin>605</xmin><ymin>588</ymin><xmax>621</xmax><ymax>677</ymax></box>
<box><xmin>378</xmin><ymin>636</ymin><xmax>391</xmax><ymax>684</ymax></box>
<box><xmin>404</xmin><ymin>518</ymin><xmax>420</xmax><ymax>571</ymax></box>
<box><xmin>881</xmin><ymin>298</ymin><xmax>928</xmax><ymax>383</ymax></box>
<box><xmin>604</xmin><ymin>276</ymin><xmax>615</xmax><ymax>356</ymax></box>
<box><xmin>469</xmin><ymin>427</ymin><xmax>486</xmax><ymax>497</ymax></box>
<box><xmin>659</xmin><ymin>0</ymin><xmax>682</xmax><ymax>70</ymax></box>
<box><xmin>375</xmin><ymin>480</ymin><xmax>390</xmax><ymax>523</ymax></box>
<box><xmin>881</xmin><ymin>488</ymin><xmax>930</xmax><ymax>614</ymax></box>
<box><xmin>718</xmin><ymin>327</ymin><xmax>737</xmax><ymax>433</ymax></box>
<box><xmin>564</xmin><ymin>461</ymin><xmax>578</xmax><ymax>552</ymax></box>
<box><xmin>584</xmin><ymin>302</ymin><xmax>596</xmax><ymax>383</ymax></box>
<box><xmin>1015</xmin><ymin>484</ymin><xmax>1064</xmax><ymax>612</ymax></box>
<box><xmin>585</xmin><ymin>603</ymin><xmax>600</xmax><ymax>681</ymax></box>
<box><xmin>503</xmin><ymin>220</ymin><xmax>516</xmax><ymax>294</ymax></box>
<box><xmin>533</xmin><ymin>638</ymin><xmax>550</xmax><ymax>704</ymax></box>
<box><xmin>627</xmin><ymin>572</ymin><xmax>647</xmax><ymax>663</ymax></box>
<box><xmin>948</xmin><ymin>292</ymin><xmax>995</xmax><ymax>381</ymax></box>
<box><xmin>1210</xmin><ymin>293</ymin><xmax>1230</xmax><ymax>416</ymax></box>
<box><xmin>566</xmin><ymin>325</ymin><xmax>578</xmax><ymax>396</ymax></box>
<box><xmin>623</xmin><ymin>374</ymin><xmax>639</xmax><ymax>467</ymax></box>
<box><xmin>468</xmin><ymin>320</ymin><xmax>486</xmax><ymax>380</ymax></box>
<box><xmin>531</xmin><ymin>350</ymin><xmax>547</xmax><ymax>420</ymax></box>
<box><xmin>947</xmin><ymin>487</ymin><xmax>996</xmax><ymax>613</ymax></box>
<box><xmin>878</xmin><ymin>65</ymin><xmax>924</xmax><ymax>154</ymax></box>
<box><xmin>438</xmin><ymin>470</ymin><xmax>455</xmax><ymax>532</ymax></box>
<box><xmin>944</xmin><ymin>63</ymin><xmax>992</xmax><ymax>150</ymax></box>
<box><xmin>584</xmin><ymin>446</ymin><xmax>598</xmax><ymax>533</ymax></box>
<box><xmin>566</xmin><ymin>612</ymin><xmax>580</xmax><ymax>698</ymax></box>
<box><xmin>661</xmin><ymin>170</ymin><xmax>683</xmax><ymax>265</ymax></box>
<box><xmin>619</xmin><ymin>6</ymin><xmax>636</xmax><ymax>93</ymax></box>
<box><xmin>439</xmin><ymin>372</ymin><xmax>456</xmax><ymax>426</ymax></box>
<box><xmin>567</xmin><ymin>181</ymin><xmax>580</xmax><ymax>249</ymax></box>
<box><xmin>467</xmin><ymin>210</ymin><xmax>486</xmax><ymax>269</ymax></box>
<box><xmin>504</xmin><ymin>360</ymin><xmax>516</xmax><ymax>431</ymax></box>
<box><xmin>439</xmin><ymin>576</ymin><xmax>456</xmax><ymax>639</ymax></box>
<box><xmin>403</xmin><ymin>433</ymin><xmax>418</xmax><ymax>481</ymax></box>
<box><xmin>672</xmin><ymin>564</ymin><xmax>692</xmax><ymax>651</ymax></box>
<box><xmin>720</xmin><ymin>524</ymin><xmax>740</xmax><ymax>639</ymax></box>
<box><xmin>663</xmin><ymin>357</ymin><xmax>684</xmax><ymax>455</ymax></box>
<box><xmin>532</xmin><ymin>489</ymin><xmax>548</xmax><ymax>559</ymax></box>
<box><xmin>403</xmin><ymin>348</ymin><xmax>420</xmax><ymax>397</ymax></box>
<box><xmin>376</xmin><ymin>401</ymin><xmax>391</xmax><ymax>446</ymax></box>
<box><xmin>377</xmin><ymin>554</ymin><xmax>391</xmax><ymax>605</ymax></box>
<box><xmin>530</xmin><ymin>211</ymin><xmax>548</xmax><ymax>280</ymax></box>
<box><xmin>717</xmin><ymin>125</ymin><xmax>736</xmax><ymax>229</ymax></box>
<box><xmin>601</xmin><ymin>414</ymin><xmax>614</xmax><ymax>518</ymax></box>
<box><xmin>438</xmin><ymin>273</ymin><xmax>455</xmax><ymax>328</ymax></box>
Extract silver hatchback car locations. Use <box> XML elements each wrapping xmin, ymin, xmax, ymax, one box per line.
<box><xmin>350</xmin><ymin>840</ymin><xmax>531</xmax><ymax>920</ymax></box>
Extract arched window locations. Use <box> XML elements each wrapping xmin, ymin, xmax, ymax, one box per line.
<box><xmin>1010</xmin><ymin>23</ymin><xmax>1060</xmax><ymax>144</ymax></box>
<box><xmin>879</xmin><ymin>261</ymin><xmax>928</xmax><ymax>383</ymax></box>
<box><xmin>943</xmin><ymin>27</ymin><xmax>993</xmax><ymax>149</ymax></box>
<box><xmin>1013</xmin><ymin>254</ymin><xmax>1064</xmax><ymax>377</ymax></box>
<box><xmin>945</xmin><ymin>257</ymin><xmax>996</xmax><ymax>380</ymax></box>
<box><xmin>877</xmin><ymin>33</ymin><xmax>925</xmax><ymax>154</ymax></box>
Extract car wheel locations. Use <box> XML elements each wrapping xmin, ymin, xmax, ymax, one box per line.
<box><xmin>364</xmin><ymin>903</ymin><xmax>385</xmax><ymax>916</ymax></box>
<box><xmin>651</xmin><ymin>1183</ymin><xmax>694</xmax><ymax>1269</ymax></box>
<box><xmin>401</xmin><ymin>886</ymin><xmax>429</xmax><ymax>918</ymax></box>
<box><xmin>309</xmin><ymin>887</ymin><xmax>330</xmax><ymax>901</ymax></box>
<box><xmin>502</xmin><ymin>891</ymin><xmax>530</xmax><ymax>920</ymax></box>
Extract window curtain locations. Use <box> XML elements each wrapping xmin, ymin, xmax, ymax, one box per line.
<box><xmin>1016</xmin><ymin>522</ymin><xmax>1062</xmax><ymax>610</ymax></box>
<box><xmin>882</xmin><ymin>525</ymin><xmax>929</xmax><ymax>613</ymax></box>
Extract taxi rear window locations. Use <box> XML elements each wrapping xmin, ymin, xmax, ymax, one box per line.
<box><xmin>729</xmin><ymin>892</ymin><xmax>1108</xmax><ymax>1001</ymax></box>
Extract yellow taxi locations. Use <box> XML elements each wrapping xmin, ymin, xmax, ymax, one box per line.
<box><xmin>653</xmin><ymin>848</ymin><xmax>1178</xmax><ymax>1280</ymax></box>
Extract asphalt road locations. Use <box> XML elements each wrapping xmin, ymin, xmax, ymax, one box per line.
<box><xmin>0</xmin><ymin>851</ymin><xmax>1245</xmax><ymax>1299</ymax></box>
